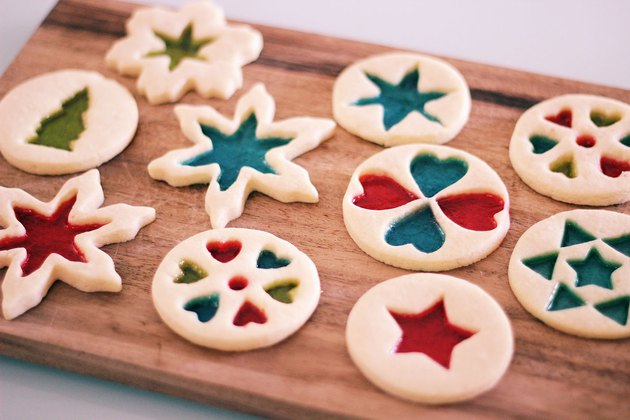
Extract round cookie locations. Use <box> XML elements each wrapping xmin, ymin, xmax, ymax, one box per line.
<box><xmin>509</xmin><ymin>209</ymin><xmax>630</xmax><ymax>339</ymax></box>
<box><xmin>152</xmin><ymin>228</ymin><xmax>320</xmax><ymax>351</ymax></box>
<box><xmin>509</xmin><ymin>94</ymin><xmax>630</xmax><ymax>205</ymax></box>
<box><xmin>346</xmin><ymin>273</ymin><xmax>513</xmax><ymax>404</ymax></box>
<box><xmin>0</xmin><ymin>70</ymin><xmax>138</xmax><ymax>175</ymax></box>
<box><xmin>333</xmin><ymin>52</ymin><xmax>471</xmax><ymax>146</ymax></box>
<box><xmin>343</xmin><ymin>144</ymin><xmax>510</xmax><ymax>271</ymax></box>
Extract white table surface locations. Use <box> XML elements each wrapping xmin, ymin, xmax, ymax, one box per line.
<box><xmin>0</xmin><ymin>1</ymin><xmax>629</xmax><ymax>419</ymax></box>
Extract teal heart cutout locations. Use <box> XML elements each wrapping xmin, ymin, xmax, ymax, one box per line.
<box><xmin>385</xmin><ymin>206</ymin><xmax>445</xmax><ymax>253</ymax></box>
<box><xmin>256</xmin><ymin>250</ymin><xmax>291</xmax><ymax>269</ymax></box>
<box><xmin>410</xmin><ymin>153</ymin><xmax>468</xmax><ymax>198</ymax></box>
<box><xmin>184</xmin><ymin>293</ymin><xmax>220</xmax><ymax>322</ymax></box>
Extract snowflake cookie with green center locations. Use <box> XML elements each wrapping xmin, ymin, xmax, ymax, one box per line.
<box><xmin>346</xmin><ymin>273</ymin><xmax>513</xmax><ymax>404</ymax></box>
<box><xmin>0</xmin><ymin>169</ymin><xmax>156</xmax><ymax>320</ymax></box>
<box><xmin>152</xmin><ymin>228</ymin><xmax>320</xmax><ymax>351</ymax></box>
<box><xmin>105</xmin><ymin>0</ymin><xmax>263</xmax><ymax>104</ymax></box>
<box><xmin>148</xmin><ymin>83</ymin><xmax>336</xmax><ymax>228</ymax></box>
<box><xmin>0</xmin><ymin>70</ymin><xmax>138</xmax><ymax>175</ymax></box>
<box><xmin>509</xmin><ymin>94</ymin><xmax>630</xmax><ymax>205</ymax></box>
<box><xmin>333</xmin><ymin>52</ymin><xmax>471</xmax><ymax>146</ymax></box>
<box><xmin>509</xmin><ymin>209</ymin><xmax>630</xmax><ymax>339</ymax></box>
<box><xmin>343</xmin><ymin>144</ymin><xmax>510</xmax><ymax>271</ymax></box>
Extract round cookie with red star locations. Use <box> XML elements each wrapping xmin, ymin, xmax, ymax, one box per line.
<box><xmin>346</xmin><ymin>273</ymin><xmax>513</xmax><ymax>404</ymax></box>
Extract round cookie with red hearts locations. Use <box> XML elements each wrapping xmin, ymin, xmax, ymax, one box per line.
<box><xmin>152</xmin><ymin>228</ymin><xmax>320</xmax><ymax>351</ymax></box>
<box><xmin>343</xmin><ymin>144</ymin><xmax>510</xmax><ymax>271</ymax></box>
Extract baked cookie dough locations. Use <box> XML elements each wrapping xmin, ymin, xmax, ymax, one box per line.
<box><xmin>106</xmin><ymin>0</ymin><xmax>262</xmax><ymax>104</ymax></box>
<box><xmin>148</xmin><ymin>83</ymin><xmax>335</xmax><ymax>228</ymax></box>
<box><xmin>152</xmin><ymin>228</ymin><xmax>320</xmax><ymax>351</ymax></box>
<box><xmin>509</xmin><ymin>94</ymin><xmax>630</xmax><ymax>205</ymax></box>
<box><xmin>0</xmin><ymin>70</ymin><xmax>138</xmax><ymax>175</ymax></box>
<box><xmin>509</xmin><ymin>209</ymin><xmax>630</xmax><ymax>339</ymax></box>
<box><xmin>346</xmin><ymin>273</ymin><xmax>513</xmax><ymax>404</ymax></box>
<box><xmin>333</xmin><ymin>52</ymin><xmax>471</xmax><ymax>146</ymax></box>
<box><xmin>0</xmin><ymin>169</ymin><xmax>156</xmax><ymax>320</ymax></box>
<box><xmin>343</xmin><ymin>144</ymin><xmax>509</xmax><ymax>271</ymax></box>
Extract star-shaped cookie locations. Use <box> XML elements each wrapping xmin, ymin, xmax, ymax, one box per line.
<box><xmin>0</xmin><ymin>169</ymin><xmax>156</xmax><ymax>320</ymax></box>
<box><xmin>148</xmin><ymin>83</ymin><xmax>336</xmax><ymax>228</ymax></box>
<box><xmin>105</xmin><ymin>1</ymin><xmax>263</xmax><ymax>104</ymax></box>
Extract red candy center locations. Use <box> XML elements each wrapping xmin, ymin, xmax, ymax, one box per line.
<box><xmin>229</xmin><ymin>276</ymin><xmax>248</xmax><ymax>290</ymax></box>
<box><xmin>576</xmin><ymin>135</ymin><xmax>596</xmax><ymax>148</ymax></box>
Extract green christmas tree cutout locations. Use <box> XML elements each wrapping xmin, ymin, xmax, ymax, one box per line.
<box><xmin>146</xmin><ymin>24</ymin><xmax>213</xmax><ymax>71</ymax></box>
<box><xmin>28</xmin><ymin>88</ymin><xmax>89</xmax><ymax>151</ymax></box>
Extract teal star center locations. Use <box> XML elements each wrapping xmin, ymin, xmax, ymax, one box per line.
<box><xmin>568</xmin><ymin>247</ymin><xmax>621</xmax><ymax>290</ymax></box>
<box><xmin>146</xmin><ymin>24</ymin><xmax>212</xmax><ymax>71</ymax></box>
<box><xmin>182</xmin><ymin>113</ymin><xmax>293</xmax><ymax>191</ymax></box>
<box><xmin>353</xmin><ymin>67</ymin><xmax>447</xmax><ymax>131</ymax></box>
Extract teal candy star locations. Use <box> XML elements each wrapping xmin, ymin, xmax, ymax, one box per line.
<box><xmin>182</xmin><ymin>114</ymin><xmax>292</xmax><ymax>191</ymax></box>
<box><xmin>568</xmin><ymin>247</ymin><xmax>621</xmax><ymax>290</ymax></box>
<box><xmin>353</xmin><ymin>67</ymin><xmax>447</xmax><ymax>130</ymax></box>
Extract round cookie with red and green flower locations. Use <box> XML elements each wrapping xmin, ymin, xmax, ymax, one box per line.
<box><xmin>343</xmin><ymin>144</ymin><xmax>510</xmax><ymax>271</ymax></box>
<box><xmin>152</xmin><ymin>228</ymin><xmax>320</xmax><ymax>351</ymax></box>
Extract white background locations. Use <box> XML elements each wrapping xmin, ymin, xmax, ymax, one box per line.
<box><xmin>0</xmin><ymin>0</ymin><xmax>629</xmax><ymax>419</ymax></box>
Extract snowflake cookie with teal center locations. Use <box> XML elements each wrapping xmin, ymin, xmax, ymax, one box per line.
<box><xmin>509</xmin><ymin>94</ymin><xmax>630</xmax><ymax>205</ymax></box>
<box><xmin>509</xmin><ymin>209</ymin><xmax>630</xmax><ymax>339</ymax></box>
<box><xmin>342</xmin><ymin>144</ymin><xmax>510</xmax><ymax>271</ymax></box>
<box><xmin>151</xmin><ymin>228</ymin><xmax>320</xmax><ymax>351</ymax></box>
<box><xmin>333</xmin><ymin>52</ymin><xmax>471</xmax><ymax>146</ymax></box>
<box><xmin>106</xmin><ymin>1</ymin><xmax>263</xmax><ymax>104</ymax></box>
<box><xmin>148</xmin><ymin>84</ymin><xmax>336</xmax><ymax>228</ymax></box>
<box><xmin>0</xmin><ymin>70</ymin><xmax>138</xmax><ymax>175</ymax></box>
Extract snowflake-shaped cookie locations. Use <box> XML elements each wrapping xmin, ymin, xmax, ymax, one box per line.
<box><xmin>148</xmin><ymin>83</ymin><xmax>336</xmax><ymax>228</ymax></box>
<box><xmin>152</xmin><ymin>228</ymin><xmax>320</xmax><ymax>351</ymax></box>
<box><xmin>343</xmin><ymin>144</ymin><xmax>510</xmax><ymax>271</ymax></box>
<box><xmin>509</xmin><ymin>209</ymin><xmax>630</xmax><ymax>339</ymax></box>
<box><xmin>509</xmin><ymin>94</ymin><xmax>630</xmax><ymax>205</ymax></box>
<box><xmin>105</xmin><ymin>1</ymin><xmax>263</xmax><ymax>104</ymax></box>
<box><xmin>0</xmin><ymin>170</ymin><xmax>156</xmax><ymax>320</ymax></box>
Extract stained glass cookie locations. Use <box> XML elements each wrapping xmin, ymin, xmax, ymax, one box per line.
<box><xmin>509</xmin><ymin>94</ymin><xmax>630</xmax><ymax>205</ymax></box>
<box><xmin>333</xmin><ymin>52</ymin><xmax>471</xmax><ymax>146</ymax></box>
<box><xmin>0</xmin><ymin>169</ymin><xmax>156</xmax><ymax>320</ymax></box>
<box><xmin>343</xmin><ymin>144</ymin><xmax>509</xmax><ymax>271</ymax></box>
<box><xmin>0</xmin><ymin>70</ymin><xmax>138</xmax><ymax>175</ymax></box>
<box><xmin>152</xmin><ymin>228</ymin><xmax>320</xmax><ymax>351</ymax></box>
<box><xmin>509</xmin><ymin>209</ymin><xmax>630</xmax><ymax>339</ymax></box>
<box><xmin>346</xmin><ymin>273</ymin><xmax>513</xmax><ymax>404</ymax></box>
<box><xmin>106</xmin><ymin>0</ymin><xmax>262</xmax><ymax>104</ymax></box>
<box><xmin>148</xmin><ymin>83</ymin><xmax>336</xmax><ymax>228</ymax></box>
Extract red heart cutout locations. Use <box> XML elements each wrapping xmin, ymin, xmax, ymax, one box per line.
<box><xmin>437</xmin><ymin>193</ymin><xmax>505</xmax><ymax>231</ymax></box>
<box><xmin>233</xmin><ymin>301</ymin><xmax>267</xmax><ymax>326</ymax></box>
<box><xmin>206</xmin><ymin>240</ymin><xmax>241</xmax><ymax>263</ymax></box>
<box><xmin>353</xmin><ymin>174</ymin><xmax>419</xmax><ymax>210</ymax></box>
<box><xmin>545</xmin><ymin>109</ymin><xmax>572</xmax><ymax>128</ymax></box>
<box><xmin>601</xmin><ymin>156</ymin><xmax>630</xmax><ymax>178</ymax></box>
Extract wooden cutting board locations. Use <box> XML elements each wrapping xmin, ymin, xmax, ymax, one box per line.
<box><xmin>1</xmin><ymin>0</ymin><xmax>628</xmax><ymax>417</ymax></box>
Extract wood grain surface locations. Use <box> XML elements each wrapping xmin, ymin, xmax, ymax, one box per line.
<box><xmin>1</xmin><ymin>0</ymin><xmax>629</xmax><ymax>417</ymax></box>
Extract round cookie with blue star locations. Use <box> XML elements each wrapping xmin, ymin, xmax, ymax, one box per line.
<box><xmin>346</xmin><ymin>273</ymin><xmax>513</xmax><ymax>404</ymax></box>
<box><xmin>148</xmin><ymin>83</ymin><xmax>336</xmax><ymax>228</ymax></box>
<box><xmin>152</xmin><ymin>228</ymin><xmax>320</xmax><ymax>351</ymax></box>
<box><xmin>333</xmin><ymin>52</ymin><xmax>471</xmax><ymax>146</ymax></box>
<box><xmin>343</xmin><ymin>144</ymin><xmax>510</xmax><ymax>271</ymax></box>
<box><xmin>509</xmin><ymin>209</ymin><xmax>630</xmax><ymax>339</ymax></box>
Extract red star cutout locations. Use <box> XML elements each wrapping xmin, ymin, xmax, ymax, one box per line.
<box><xmin>0</xmin><ymin>197</ymin><xmax>105</xmax><ymax>276</ymax></box>
<box><xmin>389</xmin><ymin>299</ymin><xmax>476</xmax><ymax>369</ymax></box>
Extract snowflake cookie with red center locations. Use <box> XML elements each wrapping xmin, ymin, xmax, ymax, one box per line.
<box><xmin>346</xmin><ymin>273</ymin><xmax>513</xmax><ymax>404</ymax></box>
<box><xmin>106</xmin><ymin>0</ymin><xmax>263</xmax><ymax>104</ymax></box>
<box><xmin>333</xmin><ymin>52</ymin><xmax>471</xmax><ymax>146</ymax></box>
<box><xmin>509</xmin><ymin>209</ymin><xmax>630</xmax><ymax>339</ymax></box>
<box><xmin>343</xmin><ymin>144</ymin><xmax>510</xmax><ymax>271</ymax></box>
<box><xmin>509</xmin><ymin>94</ymin><xmax>630</xmax><ymax>205</ymax></box>
<box><xmin>152</xmin><ymin>228</ymin><xmax>320</xmax><ymax>351</ymax></box>
<box><xmin>0</xmin><ymin>70</ymin><xmax>138</xmax><ymax>175</ymax></box>
<box><xmin>148</xmin><ymin>83</ymin><xmax>336</xmax><ymax>228</ymax></box>
<box><xmin>0</xmin><ymin>169</ymin><xmax>156</xmax><ymax>320</ymax></box>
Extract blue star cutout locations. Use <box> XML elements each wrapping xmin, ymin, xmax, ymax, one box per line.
<box><xmin>568</xmin><ymin>247</ymin><xmax>621</xmax><ymax>290</ymax></box>
<box><xmin>182</xmin><ymin>113</ymin><xmax>292</xmax><ymax>191</ymax></box>
<box><xmin>353</xmin><ymin>67</ymin><xmax>447</xmax><ymax>131</ymax></box>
